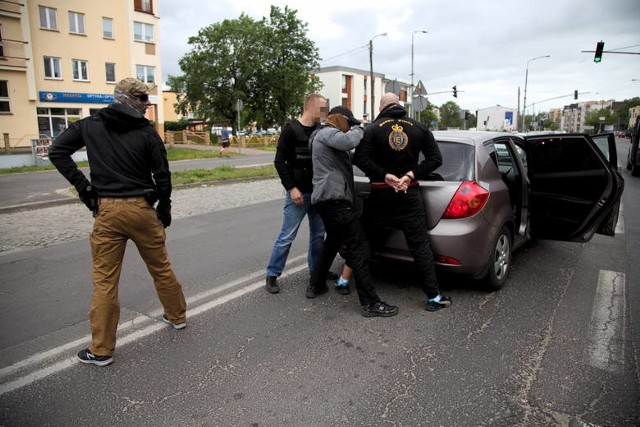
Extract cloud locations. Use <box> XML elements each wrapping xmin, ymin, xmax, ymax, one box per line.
<box><xmin>159</xmin><ymin>0</ymin><xmax>640</xmax><ymax>111</ymax></box>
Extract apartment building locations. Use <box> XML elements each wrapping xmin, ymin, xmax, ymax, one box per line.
<box><xmin>560</xmin><ymin>100</ymin><xmax>614</xmax><ymax>132</ymax></box>
<box><xmin>0</xmin><ymin>0</ymin><xmax>163</xmax><ymax>149</ymax></box>
<box><xmin>312</xmin><ymin>66</ymin><xmax>409</xmax><ymax>123</ymax></box>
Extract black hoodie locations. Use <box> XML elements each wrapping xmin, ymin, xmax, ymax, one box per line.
<box><xmin>353</xmin><ymin>103</ymin><xmax>442</xmax><ymax>182</ymax></box>
<box><xmin>49</xmin><ymin>103</ymin><xmax>171</xmax><ymax>203</ymax></box>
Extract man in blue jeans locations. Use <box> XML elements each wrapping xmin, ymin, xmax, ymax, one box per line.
<box><xmin>265</xmin><ymin>94</ymin><xmax>328</xmax><ymax>293</ymax></box>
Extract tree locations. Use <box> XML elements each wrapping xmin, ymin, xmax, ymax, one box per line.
<box><xmin>585</xmin><ymin>108</ymin><xmax>616</xmax><ymax>130</ymax></box>
<box><xmin>253</xmin><ymin>6</ymin><xmax>322</xmax><ymax>127</ymax></box>
<box><xmin>614</xmin><ymin>97</ymin><xmax>640</xmax><ymax>129</ymax></box>
<box><xmin>416</xmin><ymin>99</ymin><xmax>439</xmax><ymax>128</ymax></box>
<box><xmin>167</xmin><ymin>7</ymin><xmax>320</xmax><ymax>132</ymax></box>
<box><xmin>439</xmin><ymin>101</ymin><xmax>463</xmax><ymax>129</ymax></box>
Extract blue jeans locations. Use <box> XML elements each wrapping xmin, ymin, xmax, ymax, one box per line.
<box><xmin>266</xmin><ymin>192</ymin><xmax>325</xmax><ymax>277</ymax></box>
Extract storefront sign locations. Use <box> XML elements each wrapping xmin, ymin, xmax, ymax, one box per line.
<box><xmin>39</xmin><ymin>91</ymin><xmax>114</xmax><ymax>104</ymax></box>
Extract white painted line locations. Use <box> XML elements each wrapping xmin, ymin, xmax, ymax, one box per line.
<box><xmin>585</xmin><ymin>270</ymin><xmax>626</xmax><ymax>373</ymax></box>
<box><xmin>0</xmin><ymin>259</ymin><xmax>308</xmax><ymax>396</ymax></box>
<box><xmin>615</xmin><ymin>202</ymin><xmax>624</xmax><ymax>234</ymax></box>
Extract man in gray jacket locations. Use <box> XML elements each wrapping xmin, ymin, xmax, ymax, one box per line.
<box><xmin>306</xmin><ymin>106</ymin><xmax>397</xmax><ymax>317</ymax></box>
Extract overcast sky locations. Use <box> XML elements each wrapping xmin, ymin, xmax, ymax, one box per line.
<box><xmin>158</xmin><ymin>0</ymin><xmax>639</xmax><ymax>114</ymax></box>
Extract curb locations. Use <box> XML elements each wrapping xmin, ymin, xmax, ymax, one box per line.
<box><xmin>0</xmin><ymin>175</ymin><xmax>279</xmax><ymax>215</ymax></box>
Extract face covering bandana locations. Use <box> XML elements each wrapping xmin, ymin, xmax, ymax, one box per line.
<box><xmin>114</xmin><ymin>88</ymin><xmax>148</xmax><ymax>116</ymax></box>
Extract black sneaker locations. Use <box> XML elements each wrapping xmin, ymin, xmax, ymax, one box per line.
<box><xmin>425</xmin><ymin>294</ymin><xmax>452</xmax><ymax>312</ymax></box>
<box><xmin>162</xmin><ymin>314</ymin><xmax>186</xmax><ymax>330</ymax></box>
<box><xmin>265</xmin><ymin>275</ymin><xmax>279</xmax><ymax>294</ymax></box>
<box><xmin>362</xmin><ymin>301</ymin><xmax>399</xmax><ymax>317</ymax></box>
<box><xmin>305</xmin><ymin>284</ymin><xmax>329</xmax><ymax>298</ymax></box>
<box><xmin>77</xmin><ymin>348</ymin><xmax>113</xmax><ymax>367</ymax></box>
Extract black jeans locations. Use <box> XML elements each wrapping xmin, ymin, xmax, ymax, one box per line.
<box><xmin>362</xmin><ymin>187</ymin><xmax>440</xmax><ymax>298</ymax></box>
<box><xmin>310</xmin><ymin>200</ymin><xmax>380</xmax><ymax>306</ymax></box>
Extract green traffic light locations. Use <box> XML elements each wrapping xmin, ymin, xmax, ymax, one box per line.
<box><xmin>594</xmin><ymin>41</ymin><xmax>604</xmax><ymax>63</ymax></box>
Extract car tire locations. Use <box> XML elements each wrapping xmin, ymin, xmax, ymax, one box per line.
<box><xmin>483</xmin><ymin>226</ymin><xmax>512</xmax><ymax>291</ymax></box>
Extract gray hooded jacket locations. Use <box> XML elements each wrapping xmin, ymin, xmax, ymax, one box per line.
<box><xmin>309</xmin><ymin>125</ymin><xmax>363</xmax><ymax>205</ymax></box>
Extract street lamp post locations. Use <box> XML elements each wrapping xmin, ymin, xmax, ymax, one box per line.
<box><xmin>369</xmin><ymin>32</ymin><xmax>388</xmax><ymax>121</ymax></box>
<box><xmin>410</xmin><ymin>30</ymin><xmax>428</xmax><ymax>119</ymax></box>
<box><xmin>522</xmin><ymin>55</ymin><xmax>550</xmax><ymax>132</ymax></box>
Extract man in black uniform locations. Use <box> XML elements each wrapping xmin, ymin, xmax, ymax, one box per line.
<box><xmin>49</xmin><ymin>78</ymin><xmax>187</xmax><ymax>366</ymax></box>
<box><xmin>354</xmin><ymin>93</ymin><xmax>451</xmax><ymax>312</ymax></box>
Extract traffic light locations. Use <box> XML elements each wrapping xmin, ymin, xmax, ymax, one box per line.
<box><xmin>594</xmin><ymin>41</ymin><xmax>604</xmax><ymax>63</ymax></box>
<box><xmin>452</xmin><ymin>85</ymin><xmax>457</xmax><ymax>98</ymax></box>
<box><xmin>574</xmin><ymin>90</ymin><xmax>578</xmax><ymax>100</ymax></box>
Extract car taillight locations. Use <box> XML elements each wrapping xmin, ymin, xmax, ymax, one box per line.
<box><xmin>435</xmin><ymin>255</ymin><xmax>461</xmax><ymax>265</ymax></box>
<box><xmin>442</xmin><ymin>181</ymin><xmax>489</xmax><ymax>219</ymax></box>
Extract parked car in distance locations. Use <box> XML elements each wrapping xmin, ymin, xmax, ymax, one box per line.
<box><xmin>354</xmin><ymin>131</ymin><xmax>624</xmax><ymax>290</ymax></box>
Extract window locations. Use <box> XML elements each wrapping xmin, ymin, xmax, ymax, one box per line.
<box><xmin>68</xmin><ymin>11</ymin><xmax>85</xmax><ymax>35</ymax></box>
<box><xmin>0</xmin><ymin>81</ymin><xmax>10</xmax><ymax>113</ymax></box>
<box><xmin>72</xmin><ymin>59</ymin><xmax>88</xmax><ymax>81</ymax></box>
<box><xmin>0</xmin><ymin>25</ymin><xmax>4</xmax><ymax>57</ymax></box>
<box><xmin>39</xmin><ymin>6</ymin><xmax>57</xmax><ymax>30</ymax></box>
<box><xmin>136</xmin><ymin>65</ymin><xmax>155</xmax><ymax>84</ymax></box>
<box><xmin>102</xmin><ymin>17</ymin><xmax>113</xmax><ymax>38</ymax></box>
<box><xmin>134</xmin><ymin>0</ymin><xmax>153</xmax><ymax>13</ymax></box>
<box><xmin>105</xmin><ymin>63</ymin><xmax>116</xmax><ymax>83</ymax></box>
<box><xmin>37</xmin><ymin>108</ymin><xmax>81</xmax><ymax>138</ymax></box>
<box><xmin>44</xmin><ymin>56</ymin><xmax>62</xmax><ymax>79</ymax></box>
<box><xmin>133</xmin><ymin>21</ymin><xmax>154</xmax><ymax>43</ymax></box>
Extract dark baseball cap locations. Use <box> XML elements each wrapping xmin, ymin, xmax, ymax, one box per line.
<box><xmin>329</xmin><ymin>106</ymin><xmax>361</xmax><ymax>125</ymax></box>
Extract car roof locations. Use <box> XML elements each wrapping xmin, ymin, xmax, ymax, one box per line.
<box><xmin>432</xmin><ymin>130</ymin><xmax>515</xmax><ymax>145</ymax></box>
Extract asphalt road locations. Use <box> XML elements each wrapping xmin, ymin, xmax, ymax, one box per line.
<box><xmin>0</xmin><ymin>150</ymin><xmax>274</xmax><ymax>211</ymax></box>
<box><xmin>0</xmin><ymin>141</ymin><xmax>637</xmax><ymax>426</ymax></box>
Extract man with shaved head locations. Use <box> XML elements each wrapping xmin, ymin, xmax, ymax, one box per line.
<box><xmin>353</xmin><ymin>93</ymin><xmax>452</xmax><ymax>312</ymax></box>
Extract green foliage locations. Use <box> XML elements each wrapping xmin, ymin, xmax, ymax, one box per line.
<box><xmin>439</xmin><ymin>101</ymin><xmax>463</xmax><ymax>129</ymax></box>
<box><xmin>415</xmin><ymin>100</ymin><xmax>438</xmax><ymax>128</ymax></box>
<box><xmin>172</xmin><ymin>165</ymin><xmax>276</xmax><ymax>185</ymax></box>
<box><xmin>165</xmin><ymin>147</ymin><xmax>228</xmax><ymax>161</ymax></box>
<box><xmin>614</xmin><ymin>97</ymin><xmax>640</xmax><ymax>128</ymax></box>
<box><xmin>164</xmin><ymin>119</ymin><xmax>190</xmax><ymax>131</ymax></box>
<box><xmin>168</xmin><ymin>6</ymin><xmax>320</xmax><ymax>132</ymax></box>
<box><xmin>585</xmin><ymin>108</ymin><xmax>617</xmax><ymax>128</ymax></box>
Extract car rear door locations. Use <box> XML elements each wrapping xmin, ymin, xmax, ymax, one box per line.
<box><xmin>523</xmin><ymin>133</ymin><xmax>624</xmax><ymax>242</ymax></box>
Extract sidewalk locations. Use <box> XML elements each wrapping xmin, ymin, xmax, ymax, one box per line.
<box><xmin>0</xmin><ymin>146</ymin><xmax>275</xmax><ymax>214</ymax></box>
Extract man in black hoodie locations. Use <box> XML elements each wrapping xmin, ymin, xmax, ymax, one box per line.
<box><xmin>353</xmin><ymin>93</ymin><xmax>451</xmax><ymax>312</ymax></box>
<box><xmin>49</xmin><ymin>78</ymin><xmax>187</xmax><ymax>367</ymax></box>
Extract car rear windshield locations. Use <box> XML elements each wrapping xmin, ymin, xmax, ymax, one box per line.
<box><xmin>353</xmin><ymin>141</ymin><xmax>474</xmax><ymax>181</ymax></box>
<box><xmin>429</xmin><ymin>142</ymin><xmax>474</xmax><ymax>181</ymax></box>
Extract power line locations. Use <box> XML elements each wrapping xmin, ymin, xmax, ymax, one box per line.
<box><xmin>320</xmin><ymin>44</ymin><xmax>368</xmax><ymax>64</ymax></box>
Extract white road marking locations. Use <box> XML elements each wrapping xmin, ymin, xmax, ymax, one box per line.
<box><xmin>0</xmin><ymin>257</ymin><xmax>308</xmax><ymax>396</ymax></box>
<box><xmin>615</xmin><ymin>202</ymin><xmax>624</xmax><ymax>234</ymax></box>
<box><xmin>585</xmin><ymin>270</ymin><xmax>626</xmax><ymax>373</ymax></box>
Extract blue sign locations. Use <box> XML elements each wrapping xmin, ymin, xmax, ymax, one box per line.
<box><xmin>39</xmin><ymin>91</ymin><xmax>114</xmax><ymax>104</ymax></box>
<box><xmin>504</xmin><ymin>111</ymin><xmax>513</xmax><ymax>125</ymax></box>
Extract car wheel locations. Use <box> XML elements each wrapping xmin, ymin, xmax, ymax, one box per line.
<box><xmin>483</xmin><ymin>226</ymin><xmax>512</xmax><ymax>291</ymax></box>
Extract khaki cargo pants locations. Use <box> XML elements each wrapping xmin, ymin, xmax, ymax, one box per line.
<box><xmin>89</xmin><ymin>197</ymin><xmax>187</xmax><ymax>356</ymax></box>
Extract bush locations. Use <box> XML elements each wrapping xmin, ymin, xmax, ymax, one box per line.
<box><xmin>165</xmin><ymin>119</ymin><xmax>190</xmax><ymax>131</ymax></box>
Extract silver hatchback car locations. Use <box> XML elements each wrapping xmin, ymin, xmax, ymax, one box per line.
<box><xmin>354</xmin><ymin>131</ymin><xmax>623</xmax><ymax>290</ymax></box>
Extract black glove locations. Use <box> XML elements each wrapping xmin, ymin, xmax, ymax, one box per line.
<box><xmin>156</xmin><ymin>202</ymin><xmax>172</xmax><ymax>228</ymax></box>
<box><xmin>78</xmin><ymin>185</ymin><xmax>98</xmax><ymax>213</ymax></box>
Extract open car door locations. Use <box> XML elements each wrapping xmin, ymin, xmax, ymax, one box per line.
<box><xmin>523</xmin><ymin>133</ymin><xmax>624</xmax><ymax>242</ymax></box>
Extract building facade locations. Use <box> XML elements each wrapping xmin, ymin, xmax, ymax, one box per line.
<box><xmin>0</xmin><ymin>0</ymin><xmax>164</xmax><ymax>149</ymax></box>
<box><xmin>312</xmin><ymin>66</ymin><xmax>409</xmax><ymax>123</ymax></box>
<box><xmin>560</xmin><ymin>100</ymin><xmax>614</xmax><ymax>133</ymax></box>
<box><xmin>476</xmin><ymin>105</ymin><xmax>518</xmax><ymax>132</ymax></box>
